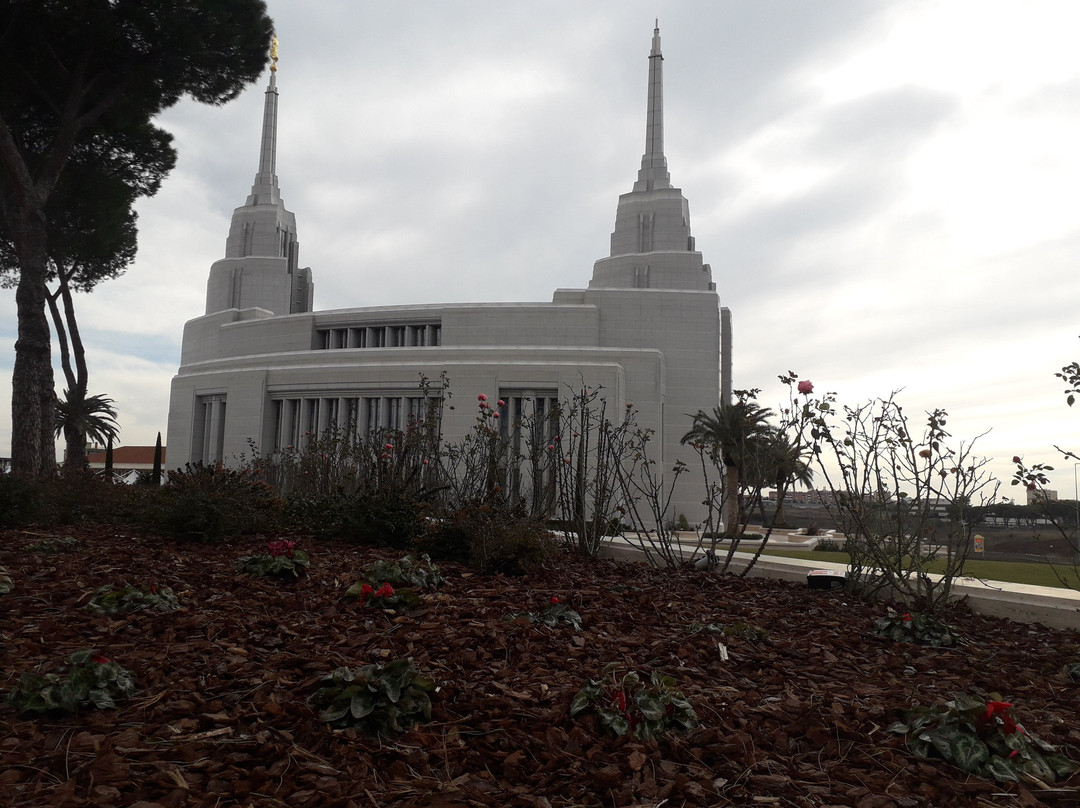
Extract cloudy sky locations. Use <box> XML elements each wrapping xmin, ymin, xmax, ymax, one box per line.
<box><xmin>2</xmin><ymin>0</ymin><xmax>1079</xmax><ymax>498</ymax></box>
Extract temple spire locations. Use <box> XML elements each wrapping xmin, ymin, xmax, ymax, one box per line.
<box><xmin>634</xmin><ymin>21</ymin><xmax>670</xmax><ymax>191</ymax></box>
<box><xmin>250</xmin><ymin>36</ymin><xmax>280</xmax><ymax>204</ymax></box>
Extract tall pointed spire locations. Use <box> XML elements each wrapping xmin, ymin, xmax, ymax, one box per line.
<box><xmin>249</xmin><ymin>35</ymin><xmax>280</xmax><ymax>206</ymax></box>
<box><xmin>204</xmin><ymin>36</ymin><xmax>314</xmax><ymax>316</ymax></box>
<box><xmin>589</xmin><ymin>24</ymin><xmax>714</xmax><ymax>292</ymax></box>
<box><xmin>634</xmin><ymin>21</ymin><xmax>671</xmax><ymax>192</ymax></box>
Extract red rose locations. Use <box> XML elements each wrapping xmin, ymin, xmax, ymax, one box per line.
<box><xmin>550</xmin><ymin>596</ymin><xmax>559</xmax><ymax>604</ymax></box>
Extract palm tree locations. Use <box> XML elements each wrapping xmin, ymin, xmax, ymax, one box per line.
<box><xmin>748</xmin><ymin>432</ymin><xmax>814</xmax><ymax>527</ymax></box>
<box><xmin>55</xmin><ymin>390</ymin><xmax>120</xmax><ymax>471</ymax></box>
<box><xmin>682</xmin><ymin>396</ymin><xmax>775</xmax><ymax>536</ymax></box>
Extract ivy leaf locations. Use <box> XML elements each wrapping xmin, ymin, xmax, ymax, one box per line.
<box><xmin>949</xmin><ymin>732</ymin><xmax>989</xmax><ymax>772</ymax></box>
<box><xmin>569</xmin><ymin>689</ymin><xmax>591</xmax><ymax>716</ymax></box>
<box><xmin>608</xmin><ymin>714</ymin><xmax>630</xmax><ymax>736</ymax></box>
<box><xmin>984</xmin><ymin>755</ymin><xmax>1019</xmax><ymax>782</ymax></box>
<box><xmin>350</xmin><ymin>694</ymin><xmax>374</xmax><ymax>719</ymax></box>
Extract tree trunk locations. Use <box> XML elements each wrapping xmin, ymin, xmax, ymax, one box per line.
<box><xmin>724</xmin><ymin>464</ymin><xmax>739</xmax><ymax>537</ymax></box>
<box><xmin>62</xmin><ymin>420</ymin><xmax>88</xmax><ymax>471</ymax></box>
<box><xmin>11</xmin><ymin>208</ymin><xmax>56</xmax><ymax>477</ymax></box>
<box><xmin>773</xmin><ymin>499</ymin><xmax>787</xmax><ymax>528</ymax></box>
<box><xmin>48</xmin><ymin>275</ymin><xmax>90</xmax><ymax>472</ymax></box>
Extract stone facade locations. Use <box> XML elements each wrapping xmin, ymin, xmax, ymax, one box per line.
<box><xmin>167</xmin><ymin>25</ymin><xmax>731</xmax><ymax>522</ymax></box>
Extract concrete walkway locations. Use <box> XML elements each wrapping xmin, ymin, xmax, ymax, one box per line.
<box><xmin>598</xmin><ymin>529</ymin><xmax>1080</xmax><ymax>631</ymax></box>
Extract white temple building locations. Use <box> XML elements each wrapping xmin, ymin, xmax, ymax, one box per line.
<box><xmin>167</xmin><ymin>25</ymin><xmax>732</xmax><ymax>522</ymax></box>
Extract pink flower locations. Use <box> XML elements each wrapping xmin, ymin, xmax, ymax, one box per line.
<box><xmin>492</xmin><ymin>411</ymin><xmax>500</xmax><ymax>418</ymax></box>
<box><xmin>385</xmin><ymin>443</ymin><xmax>393</xmax><ymax>450</ymax></box>
<box><xmin>497</xmin><ymin>399</ymin><xmax>505</xmax><ymax>407</ymax></box>
<box><xmin>478</xmin><ymin>393</ymin><xmax>487</xmax><ymax>402</ymax></box>
<box><xmin>547</xmin><ymin>444</ymin><xmax>554</xmax><ymax>450</ymax></box>
<box><xmin>423</xmin><ymin>459</ymin><xmax>429</xmax><ymax>465</ymax></box>
<box><xmin>797</xmin><ymin>380</ymin><xmax>814</xmax><ymax>395</ymax></box>
<box><xmin>1012</xmin><ymin>455</ymin><xmax>1021</xmax><ymax>464</ymax></box>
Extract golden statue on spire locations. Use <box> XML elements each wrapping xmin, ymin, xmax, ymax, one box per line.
<box><xmin>270</xmin><ymin>35</ymin><xmax>279</xmax><ymax>72</ymax></box>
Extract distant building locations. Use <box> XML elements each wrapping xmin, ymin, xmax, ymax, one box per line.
<box><xmin>166</xmin><ymin>26</ymin><xmax>731</xmax><ymax>522</ymax></box>
<box><xmin>85</xmin><ymin>446</ymin><xmax>166</xmax><ymax>477</ymax></box>
<box><xmin>1027</xmin><ymin>488</ymin><xmax>1058</xmax><ymax>504</ymax></box>
<box><xmin>766</xmin><ymin>489</ymin><xmax>838</xmax><ymax>507</ymax></box>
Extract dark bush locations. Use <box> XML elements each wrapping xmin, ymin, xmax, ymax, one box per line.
<box><xmin>152</xmin><ymin>464</ymin><xmax>281</xmax><ymax>541</ymax></box>
<box><xmin>0</xmin><ymin>474</ymin><xmax>39</xmax><ymax>528</ymax></box>
<box><xmin>337</xmin><ymin>489</ymin><xmax>422</xmax><ymax>549</ymax></box>
<box><xmin>426</xmin><ymin>504</ymin><xmax>552</xmax><ymax>575</ymax></box>
<box><xmin>282</xmin><ymin>491</ymin><xmax>350</xmax><ymax>538</ymax></box>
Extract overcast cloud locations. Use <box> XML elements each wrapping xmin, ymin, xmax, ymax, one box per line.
<box><xmin>2</xmin><ymin>0</ymin><xmax>1079</xmax><ymax>497</ymax></box>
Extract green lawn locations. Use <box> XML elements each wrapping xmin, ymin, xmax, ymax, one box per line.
<box><xmin>757</xmin><ymin>548</ymin><xmax>1080</xmax><ymax>590</ymax></box>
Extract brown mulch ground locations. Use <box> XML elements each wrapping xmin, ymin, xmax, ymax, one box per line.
<box><xmin>1</xmin><ymin>527</ymin><xmax>1079</xmax><ymax>808</ymax></box>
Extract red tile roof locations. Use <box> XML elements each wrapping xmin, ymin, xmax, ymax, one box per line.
<box><xmin>85</xmin><ymin>446</ymin><xmax>166</xmax><ymax>465</ymax></box>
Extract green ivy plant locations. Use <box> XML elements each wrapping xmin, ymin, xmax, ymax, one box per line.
<box><xmin>570</xmin><ymin>664</ymin><xmax>698</xmax><ymax>740</ymax></box>
<box><xmin>872</xmin><ymin>609</ymin><xmax>956</xmax><ymax>647</ymax></box>
<box><xmin>308</xmin><ymin>659</ymin><xmax>434</xmax><ymax>739</ymax></box>
<box><xmin>23</xmin><ymin>535</ymin><xmax>80</xmax><ymax>554</ymax></box>
<box><xmin>889</xmin><ymin>693</ymin><xmax>1076</xmax><ymax>783</ymax></box>
<box><xmin>506</xmin><ymin>596</ymin><xmax>582</xmax><ymax>631</ymax></box>
<box><xmin>235</xmin><ymin>539</ymin><xmax>310</xmax><ymax>578</ymax></box>
<box><xmin>362</xmin><ymin>554</ymin><xmax>443</xmax><ymax>590</ymax></box>
<box><xmin>87</xmin><ymin>583</ymin><xmax>180</xmax><ymax>615</ymax></box>
<box><xmin>7</xmin><ymin>649</ymin><xmax>136</xmax><ymax>716</ymax></box>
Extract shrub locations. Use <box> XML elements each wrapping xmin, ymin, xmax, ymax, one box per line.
<box><xmin>0</xmin><ymin>473</ymin><xmax>40</xmax><ymax>527</ymax></box>
<box><xmin>153</xmin><ymin>464</ymin><xmax>280</xmax><ymax>541</ymax></box>
<box><xmin>308</xmin><ymin>659</ymin><xmax>434</xmax><ymax>739</ymax></box>
<box><xmin>427</xmin><ymin>504</ymin><xmax>552</xmax><ymax>574</ymax></box>
<box><xmin>337</xmin><ymin>489</ymin><xmax>423</xmax><ymax>549</ymax></box>
<box><xmin>7</xmin><ymin>649</ymin><xmax>135</xmax><ymax>716</ymax></box>
<box><xmin>814</xmin><ymin>538</ymin><xmax>842</xmax><ymax>552</ymax></box>
<box><xmin>281</xmin><ymin>491</ymin><xmax>349</xmax><ymax>538</ymax></box>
